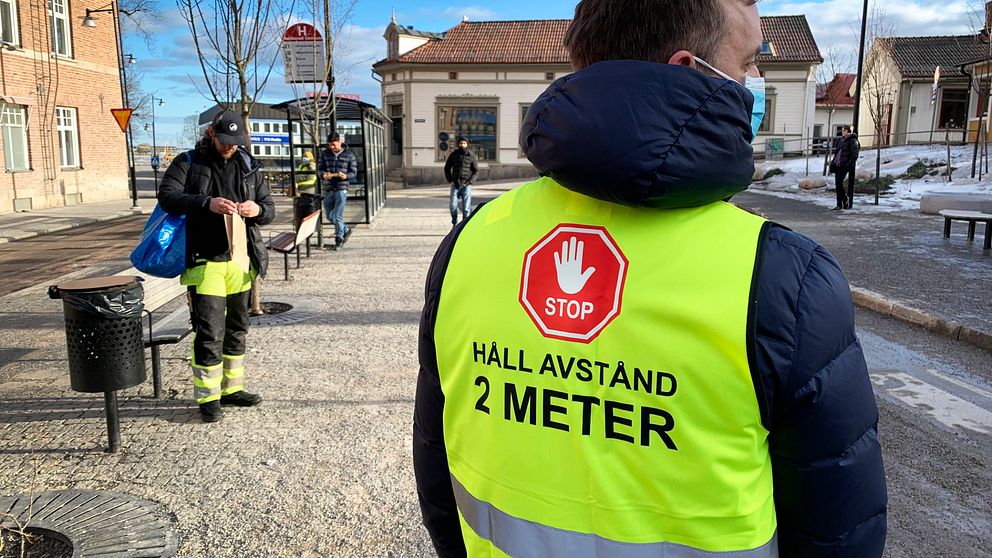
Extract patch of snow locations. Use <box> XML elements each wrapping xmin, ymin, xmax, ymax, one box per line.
<box><xmin>751</xmin><ymin>144</ymin><xmax>991</xmax><ymax>213</ymax></box>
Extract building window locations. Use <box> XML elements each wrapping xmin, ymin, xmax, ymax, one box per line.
<box><xmin>938</xmin><ymin>89</ymin><xmax>967</xmax><ymax>129</ymax></box>
<box><xmin>545</xmin><ymin>72</ymin><xmax>554</xmax><ymax>81</ymax></box>
<box><xmin>251</xmin><ymin>122</ymin><xmax>259</xmax><ymax>132</ymax></box>
<box><xmin>49</xmin><ymin>0</ymin><xmax>72</xmax><ymax>57</ymax></box>
<box><xmin>758</xmin><ymin>97</ymin><xmax>774</xmax><ymax>133</ymax></box>
<box><xmin>760</xmin><ymin>41</ymin><xmax>774</xmax><ymax>56</ymax></box>
<box><xmin>55</xmin><ymin>106</ymin><xmax>80</xmax><ymax>167</ymax></box>
<box><xmin>264</xmin><ymin>145</ymin><xmax>271</xmax><ymax>155</ymax></box>
<box><xmin>1</xmin><ymin>103</ymin><xmax>29</xmax><ymax>171</ymax></box>
<box><xmin>1</xmin><ymin>0</ymin><xmax>20</xmax><ymax>45</ymax></box>
<box><xmin>449</xmin><ymin>72</ymin><xmax>458</xmax><ymax>80</ymax></box>
<box><xmin>437</xmin><ymin>105</ymin><xmax>497</xmax><ymax>161</ymax></box>
<box><xmin>519</xmin><ymin>103</ymin><xmax>532</xmax><ymax>157</ymax></box>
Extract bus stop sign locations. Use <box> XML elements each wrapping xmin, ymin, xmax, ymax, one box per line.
<box><xmin>519</xmin><ymin>224</ymin><xmax>628</xmax><ymax>343</ymax></box>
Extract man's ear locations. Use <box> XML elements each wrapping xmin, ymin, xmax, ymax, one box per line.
<box><xmin>667</xmin><ymin>50</ymin><xmax>696</xmax><ymax>67</ymax></box>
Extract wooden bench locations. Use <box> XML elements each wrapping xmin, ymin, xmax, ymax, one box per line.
<box><xmin>939</xmin><ymin>210</ymin><xmax>992</xmax><ymax>250</ymax></box>
<box><xmin>266</xmin><ymin>210</ymin><xmax>321</xmax><ymax>280</ymax></box>
<box><xmin>116</xmin><ymin>270</ymin><xmax>191</xmax><ymax>399</ymax></box>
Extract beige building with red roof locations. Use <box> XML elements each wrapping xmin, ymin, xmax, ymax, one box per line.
<box><xmin>373</xmin><ymin>16</ymin><xmax>822</xmax><ymax>184</ymax></box>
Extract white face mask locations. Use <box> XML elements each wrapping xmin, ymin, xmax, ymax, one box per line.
<box><xmin>692</xmin><ymin>57</ymin><xmax>766</xmax><ymax>142</ymax></box>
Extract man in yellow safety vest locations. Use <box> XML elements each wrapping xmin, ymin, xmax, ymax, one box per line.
<box><xmin>413</xmin><ymin>1</ymin><xmax>887</xmax><ymax>557</ymax></box>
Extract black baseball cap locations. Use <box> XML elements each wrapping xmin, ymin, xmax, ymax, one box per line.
<box><xmin>211</xmin><ymin>110</ymin><xmax>247</xmax><ymax>146</ymax></box>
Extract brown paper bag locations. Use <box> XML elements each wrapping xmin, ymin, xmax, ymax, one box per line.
<box><xmin>224</xmin><ymin>213</ymin><xmax>251</xmax><ymax>274</ymax></box>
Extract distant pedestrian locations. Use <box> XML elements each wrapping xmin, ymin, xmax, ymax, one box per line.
<box><xmin>158</xmin><ymin>109</ymin><xmax>274</xmax><ymax>423</ymax></box>
<box><xmin>832</xmin><ymin>125</ymin><xmax>859</xmax><ymax>210</ymax></box>
<box><xmin>318</xmin><ymin>133</ymin><xmax>358</xmax><ymax>250</ymax></box>
<box><xmin>295</xmin><ymin>151</ymin><xmax>317</xmax><ymax>195</ymax></box>
<box><xmin>443</xmin><ymin>136</ymin><xmax>478</xmax><ymax>226</ymax></box>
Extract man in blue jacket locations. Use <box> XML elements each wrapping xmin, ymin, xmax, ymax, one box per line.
<box><xmin>318</xmin><ymin>133</ymin><xmax>358</xmax><ymax>250</ymax></box>
<box><xmin>413</xmin><ymin>0</ymin><xmax>887</xmax><ymax>556</ymax></box>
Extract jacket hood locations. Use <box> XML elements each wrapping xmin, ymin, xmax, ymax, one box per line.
<box><xmin>521</xmin><ymin>61</ymin><xmax>756</xmax><ymax>209</ymax></box>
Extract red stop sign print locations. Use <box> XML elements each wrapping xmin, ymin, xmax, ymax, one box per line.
<box><xmin>519</xmin><ymin>224</ymin><xmax>629</xmax><ymax>343</ymax></box>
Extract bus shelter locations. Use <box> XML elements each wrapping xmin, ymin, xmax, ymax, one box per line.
<box><xmin>270</xmin><ymin>96</ymin><xmax>389</xmax><ymax>226</ymax></box>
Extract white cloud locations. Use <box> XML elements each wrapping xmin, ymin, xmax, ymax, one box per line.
<box><xmin>442</xmin><ymin>6</ymin><xmax>498</xmax><ymax>21</ymax></box>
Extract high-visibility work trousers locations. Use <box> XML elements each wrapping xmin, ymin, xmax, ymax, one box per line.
<box><xmin>182</xmin><ymin>260</ymin><xmax>254</xmax><ymax>404</ymax></box>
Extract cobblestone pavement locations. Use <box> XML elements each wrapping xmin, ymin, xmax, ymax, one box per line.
<box><xmin>0</xmin><ymin>186</ymin><xmax>513</xmax><ymax>557</ymax></box>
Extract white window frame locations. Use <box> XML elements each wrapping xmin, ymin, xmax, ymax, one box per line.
<box><xmin>55</xmin><ymin>106</ymin><xmax>80</xmax><ymax>168</ymax></box>
<box><xmin>48</xmin><ymin>0</ymin><xmax>72</xmax><ymax>57</ymax></box>
<box><xmin>1</xmin><ymin>0</ymin><xmax>20</xmax><ymax>46</ymax></box>
<box><xmin>1</xmin><ymin>103</ymin><xmax>29</xmax><ymax>171</ymax></box>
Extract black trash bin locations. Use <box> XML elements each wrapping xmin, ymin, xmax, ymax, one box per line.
<box><xmin>293</xmin><ymin>193</ymin><xmax>322</xmax><ymax>231</ymax></box>
<box><xmin>49</xmin><ymin>276</ymin><xmax>146</xmax><ymax>392</ymax></box>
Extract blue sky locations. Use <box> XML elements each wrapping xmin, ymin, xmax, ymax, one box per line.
<box><xmin>123</xmin><ymin>0</ymin><xmax>977</xmax><ymax>146</ymax></box>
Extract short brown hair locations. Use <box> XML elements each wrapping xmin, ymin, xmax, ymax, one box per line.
<box><xmin>564</xmin><ymin>0</ymin><xmax>727</xmax><ymax>70</ymax></box>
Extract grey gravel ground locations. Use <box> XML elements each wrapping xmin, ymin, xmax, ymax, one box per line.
<box><xmin>0</xmin><ymin>186</ymin><xmax>481</xmax><ymax>557</ymax></box>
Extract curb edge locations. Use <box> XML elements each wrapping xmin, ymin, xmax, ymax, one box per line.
<box><xmin>850</xmin><ymin>286</ymin><xmax>992</xmax><ymax>352</ymax></box>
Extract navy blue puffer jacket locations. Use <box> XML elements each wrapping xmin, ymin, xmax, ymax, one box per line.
<box><xmin>414</xmin><ymin>61</ymin><xmax>886</xmax><ymax>557</ymax></box>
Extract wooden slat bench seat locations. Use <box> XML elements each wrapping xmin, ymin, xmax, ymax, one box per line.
<box><xmin>116</xmin><ymin>270</ymin><xmax>191</xmax><ymax>398</ymax></box>
<box><xmin>939</xmin><ymin>210</ymin><xmax>992</xmax><ymax>251</ymax></box>
<box><xmin>266</xmin><ymin>210</ymin><xmax>321</xmax><ymax>280</ymax></box>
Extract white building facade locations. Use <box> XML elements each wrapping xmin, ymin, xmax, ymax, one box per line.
<box><xmin>374</xmin><ymin>16</ymin><xmax>821</xmax><ymax>183</ymax></box>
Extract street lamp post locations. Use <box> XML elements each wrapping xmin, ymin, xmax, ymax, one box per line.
<box><xmin>851</xmin><ymin>0</ymin><xmax>870</xmax><ymax>210</ymax></box>
<box><xmin>83</xmin><ymin>2</ymin><xmax>139</xmax><ymax>208</ymax></box>
<box><xmin>144</xmin><ymin>96</ymin><xmax>164</xmax><ymax>192</ymax></box>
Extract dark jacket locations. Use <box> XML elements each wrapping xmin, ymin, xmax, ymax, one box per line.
<box><xmin>415</xmin><ymin>61</ymin><xmax>886</xmax><ymax>557</ymax></box>
<box><xmin>443</xmin><ymin>148</ymin><xmax>478</xmax><ymax>187</ymax></box>
<box><xmin>158</xmin><ymin>141</ymin><xmax>275</xmax><ymax>277</ymax></box>
<box><xmin>317</xmin><ymin>147</ymin><xmax>358</xmax><ymax>191</ymax></box>
<box><xmin>834</xmin><ymin>133</ymin><xmax>860</xmax><ymax>169</ymax></box>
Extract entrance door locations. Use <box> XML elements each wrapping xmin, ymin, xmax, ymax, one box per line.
<box><xmin>388</xmin><ymin>104</ymin><xmax>403</xmax><ymax>171</ymax></box>
<box><xmin>881</xmin><ymin>104</ymin><xmax>893</xmax><ymax>146</ymax></box>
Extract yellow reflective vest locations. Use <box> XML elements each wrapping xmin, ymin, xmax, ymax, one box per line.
<box><xmin>433</xmin><ymin>177</ymin><xmax>777</xmax><ymax>557</ymax></box>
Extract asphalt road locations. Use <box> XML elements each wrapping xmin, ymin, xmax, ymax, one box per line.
<box><xmin>1</xmin><ymin>190</ymin><xmax>989</xmax><ymax>555</ymax></box>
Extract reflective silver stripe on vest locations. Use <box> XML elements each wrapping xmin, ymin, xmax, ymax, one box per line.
<box><xmin>451</xmin><ymin>475</ymin><xmax>778</xmax><ymax>558</ymax></box>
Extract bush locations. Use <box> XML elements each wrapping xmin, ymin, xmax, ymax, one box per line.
<box><xmin>764</xmin><ymin>168</ymin><xmax>785</xmax><ymax>179</ymax></box>
<box><xmin>855</xmin><ymin>175</ymin><xmax>895</xmax><ymax>194</ymax></box>
<box><xmin>901</xmin><ymin>161</ymin><xmax>928</xmax><ymax>179</ymax></box>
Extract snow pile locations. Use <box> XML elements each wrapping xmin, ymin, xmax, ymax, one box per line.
<box><xmin>750</xmin><ymin>144</ymin><xmax>991</xmax><ymax>212</ymax></box>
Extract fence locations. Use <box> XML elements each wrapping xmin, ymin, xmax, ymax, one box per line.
<box><xmin>756</xmin><ymin>127</ymin><xmax>969</xmax><ymax>164</ymax></box>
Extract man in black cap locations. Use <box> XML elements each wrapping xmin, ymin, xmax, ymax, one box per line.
<box><xmin>318</xmin><ymin>132</ymin><xmax>358</xmax><ymax>250</ymax></box>
<box><xmin>443</xmin><ymin>136</ymin><xmax>478</xmax><ymax>226</ymax></box>
<box><xmin>158</xmin><ymin>109</ymin><xmax>275</xmax><ymax>423</ymax></box>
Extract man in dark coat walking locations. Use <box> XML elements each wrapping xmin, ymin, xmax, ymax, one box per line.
<box><xmin>832</xmin><ymin>125</ymin><xmax>860</xmax><ymax>210</ymax></box>
<box><xmin>443</xmin><ymin>136</ymin><xmax>478</xmax><ymax>226</ymax></box>
<box><xmin>318</xmin><ymin>133</ymin><xmax>358</xmax><ymax>249</ymax></box>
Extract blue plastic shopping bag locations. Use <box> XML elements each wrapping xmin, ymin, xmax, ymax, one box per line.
<box><xmin>130</xmin><ymin>205</ymin><xmax>186</xmax><ymax>278</ymax></box>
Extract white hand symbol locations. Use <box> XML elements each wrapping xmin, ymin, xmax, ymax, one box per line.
<box><xmin>554</xmin><ymin>236</ymin><xmax>596</xmax><ymax>295</ymax></box>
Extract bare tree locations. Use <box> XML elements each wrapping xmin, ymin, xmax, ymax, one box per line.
<box><xmin>181</xmin><ymin>114</ymin><xmax>203</xmax><ymax>148</ymax></box>
<box><xmin>859</xmin><ymin>3</ymin><xmax>897</xmax><ymax>197</ymax></box>
<box><xmin>285</xmin><ymin>0</ymin><xmax>360</xmax><ymax>176</ymax></box>
<box><xmin>119</xmin><ymin>0</ymin><xmax>164</xmax><ymax>48</ymax></box>
<box><xmin>177</xmin><ymin>0</ymin><xmax>295</xmax><ymax>315</ymax></box>
<box><xmin>817</xmin><ymin>41</ymin><xmax>854</xmax><ymax>175</ymax></box>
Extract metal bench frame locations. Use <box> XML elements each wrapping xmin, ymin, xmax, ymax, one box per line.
<box><xmin>133</xmin><ymin>273</ymin><xmax>191</xmax><ymax>399</ymax></box>
<box><xmin>939</xmin><ymin>210</ymin><xmax>992</xmax><ymax>250</ymax></box>
<box><xmin>266</xmin><ymin>210</ymin><xmax>321</xmax><ymax>280</ymax></box>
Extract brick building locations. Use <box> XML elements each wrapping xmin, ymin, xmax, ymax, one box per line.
<box><xmin>0</xmin><ymin>0</ymin><xmax>128</xmax><ymax>213</ymax></box>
